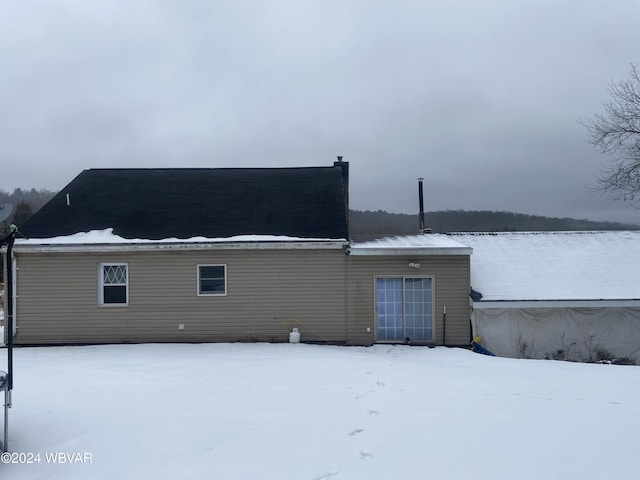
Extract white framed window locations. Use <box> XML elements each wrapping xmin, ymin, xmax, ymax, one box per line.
<box><xmin>198</xmin><ymin>264</ymin><xmax>227</xmax><ymax>296</ymax></box>
<box><xmin>99</xmin><ymin>263</ymin><xmax>129</xmax><ymax>306</ymax></box>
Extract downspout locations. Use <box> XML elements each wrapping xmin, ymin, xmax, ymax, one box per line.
<box><xmin>344</xmin><ymin>248</ymin><xmax>349</xmax><ymax>345</ymax></box>
<box><xmin>335</xmin><ymin>156</ymin><xmax>351</xmax><ymax>345</ymax></box>
<box><xmin>11</xmin><ymin>256</ymin><xmax>16</xmax><ymax>337</ymax></box>
<box><xmin>1</xmin><ymin>223</ymin><xmax>17</xmax><ymax>453</ymax></box>
<box><xmin>443</xmin><ymin>305</ymin><xmax>447</xmax><ymax>346</ymax></box>
<box><xmin>0</xmin><ymin>225</ymin><xmax>17</xmax><ymax>405</ymax></box>
<box><xmin>6</xmin><ymin>231</ymin><xmax>15</xmax><ymax>393</ymax></box>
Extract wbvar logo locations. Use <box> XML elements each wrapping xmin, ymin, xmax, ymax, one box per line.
<box><xmin>46</xmin><ymin>452</ymin><xmax>93</xmax><ymax>464</ymax></box>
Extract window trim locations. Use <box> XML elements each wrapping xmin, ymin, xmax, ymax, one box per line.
<box><xmin>197</xmin><ymin>264</ymin><xmax>227</xmax><ymax>297</ymax></box>
<box><xmin>98</xmin><ymin>262</ymin><xmax>129</xmax><ymax>307</ymax></box>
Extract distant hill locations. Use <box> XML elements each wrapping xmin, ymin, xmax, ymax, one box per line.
<box><xmin>349</xmin><ymin>209</ymin><xmax>640</xmax><ymax>241</ymax></box>
<box><xmin>2</xmin><ymin>187</ymin><xmax>638</xmax><ymax>241</ymax></box>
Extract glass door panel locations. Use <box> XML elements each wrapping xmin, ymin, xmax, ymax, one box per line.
<box><xmin>376</xmin><ymin>277</ymin><xmax>433</xmax><ymax>342</ymax></box>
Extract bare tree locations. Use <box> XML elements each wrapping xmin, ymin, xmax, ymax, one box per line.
<box><xmin>582</xmin><ymin>64</ymin><xmax>640</xmax><ymax>206</ymax></box>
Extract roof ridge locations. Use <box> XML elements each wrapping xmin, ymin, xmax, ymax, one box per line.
<box><xmin>448</xmin><ymin>230</ymin><xmax>640</xmax><ymax>236</ymax></box>
<box><xmin>85</xmin><ymin>166</ymin><xmax>338</xmax><ymax>172</ymax></box>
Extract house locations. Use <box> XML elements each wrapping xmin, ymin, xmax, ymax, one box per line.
<box><xmin>451</xmin><ymin>231</ymin><xmax>640</xmax><ymax>362</ymax></box>
<box><xmin>3</xmin><ymin>162</ymin><xmax>472</xmax><ymax>346</ymax></box>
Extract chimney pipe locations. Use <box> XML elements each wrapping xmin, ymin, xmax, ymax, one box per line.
<box><xmin>418</xmin><ymin>178</ymin><xmax>431</xmax><ymax>234</ymax></box>
<box><xmin>333</xmin><ymin>156</ymin><xmax>349</xmax><ymax>238</ymax></box>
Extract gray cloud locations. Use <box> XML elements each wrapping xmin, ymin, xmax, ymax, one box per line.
<box><xmin>2</xmin><ymin>0</ymin><xmax>640</xmax><ymax>224</ymax></box>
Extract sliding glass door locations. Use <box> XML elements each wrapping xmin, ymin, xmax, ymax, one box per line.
<box><xmin>376</xmin><ymin>277</ymin><xmax>433</xmax><ymax>342</ymax></box>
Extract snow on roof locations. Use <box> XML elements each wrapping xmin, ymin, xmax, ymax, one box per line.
<box><xmin>451</xmin><ymin>231</ymin><xmax>640</xmax><ymax>302</ymax></box>
<box><xmin>349</xmin><ymin>234</ymin><xmax>472</xmax><ymax>256</ymax></box>
<box><xmin>15</xmin><ymin>228</ymin><xmax>346</xmax><ymax>246</ymax></box>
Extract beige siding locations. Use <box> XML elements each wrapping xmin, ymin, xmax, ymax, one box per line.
<box><xmin>13</xmin><ymin>248</ymin><xmax>471</xmax><ymax>346</ymax></box>
<box><xmin>13</xmin><ymin>249</ymin><xmax>348</xmax><ymax>345</ymax></box>
<box><xmin>345</xmin><ymin>255</ymin><xmax>471</xmax><ymax>345</ymax></box>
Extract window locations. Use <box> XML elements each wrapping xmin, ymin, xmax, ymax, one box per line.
<box><xmin>376</xmin><ymin>277</ymin><xmax>433</xmax><ymax>342</ymax></box>
<box><xmin>198</xmin><ymin>265</ymin><xmax>227</xmax><ymax>296</ymax></box>
<box><xmin>99</xmin><ymin>263</ymin><xmax>128</xmax><ymax>306</ymax></box>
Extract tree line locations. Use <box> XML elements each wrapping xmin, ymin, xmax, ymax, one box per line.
<box><xmin>0</xmin><ymin>187</ymin><xmax>637</xmax><ymax>239</ymax></box>
<box><xmin>0</xmin><ymin>188</ymin><xmax>56</xmax><ymax>234</ymax></box>
<box><xmin>1</xmin><ymin>189</ymin><xmax>639</xmax><ymax>282</ymax></box>
<box><xmin>349</xmin><ymin>209</ymin><xmax>639</xmax><ymax>241</ymax></box>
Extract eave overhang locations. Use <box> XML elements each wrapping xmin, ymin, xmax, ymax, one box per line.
<box><xmin>472</xmin><ymin>299</ymin><xmax>640</xmax><ymax>309</ymax></box>
<box><xmin>348</xmin><ymin>246</ymin><xmax>471</xmax><ymax>256</ymax></box>
<box><xmin>9</xmin><ymin>239</ymin><xmax>349</xmax><ymax>254</ymax></box>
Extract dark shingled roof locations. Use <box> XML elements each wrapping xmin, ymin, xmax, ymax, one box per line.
<box><xmin>21</xmin><ymin>166</ymin><xmax>349</xmax><ymax>240</ymax></box>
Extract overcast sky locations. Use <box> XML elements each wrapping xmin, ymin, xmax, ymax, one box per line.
<box><xmin>2</xmin><ymin>1</ymin><xmax>640</xmax><ymax>224</ymax></box>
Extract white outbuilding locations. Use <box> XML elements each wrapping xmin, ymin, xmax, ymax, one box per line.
<box><xmin>452</xmin><ymin>231</ymin><xmax>640</xmax><ymax>363</ymax></box>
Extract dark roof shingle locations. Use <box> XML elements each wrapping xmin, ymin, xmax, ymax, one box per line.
<box><xmin>22</xmin><ymin>166</ymin><xmax>349</xmax><ymax>240</ymax></box>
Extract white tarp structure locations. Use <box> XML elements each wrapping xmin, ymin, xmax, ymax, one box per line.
<box><xmin>472</xmin><ymin>306</ymin><xmax>640</xmax><ymax>362</ymax></box>
<box><xmin>452</xmin><ymin>231</ymin><xmax>640</xmax><ymax>363</ymax></box>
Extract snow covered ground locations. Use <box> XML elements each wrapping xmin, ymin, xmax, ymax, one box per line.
<box><xmin>1</xmin><ymin>343</ymin><xmax>639</xmax><ymax>479</ymax></box>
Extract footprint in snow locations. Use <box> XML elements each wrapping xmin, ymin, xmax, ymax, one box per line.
<box><xmin>360</xmin><ymin>450</ymin><xmax>374</xmax><ymax>460</ymax></box>
<box><xmin>348</xmin><ymin>428</ymin><xmax>364</xmax><ymax>436</ymax></box>
<box><xmin>313</xmin><ymin>470</ymin><xmax>339</xmax><ymax>480</ymax></box>
<box><xmin>376</xmin><ymin>379</ymin><xmax>386</xmax><ymax>387</ymax></box>
<box><xmin>368</xmin><ymin>410</ymin><xmax>379</xmax><ymax>416</ymax></box>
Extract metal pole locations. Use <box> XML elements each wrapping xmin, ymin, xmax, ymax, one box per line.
<box><xmin>6</xmin><ymin>231</ymin><xmax>15</xmax><ymax>392</ymax></box>
<box><xmin>0</xmin><ymin>226</ymin><xmax>17</xmax><ymax>452</ymax></box>
<box><xmin>418</xmin><ymin>178</ymin><xmax>425</xmax><ymax>233</ymax></box>
<box><xmin>2</xmin><ymin>387</ymin><xmax>7</xmax><ymax>452</ymax></box>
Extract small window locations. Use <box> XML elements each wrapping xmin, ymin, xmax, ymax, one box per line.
<box><xmin>99</xmin><ymin>263</ymin><xmax>129</xmax><ymax>306</ymax></box>
<box><xmin>198</xmin><ymin>265</ymin><xmax>227</xmax><ymax>296</ymax></box>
